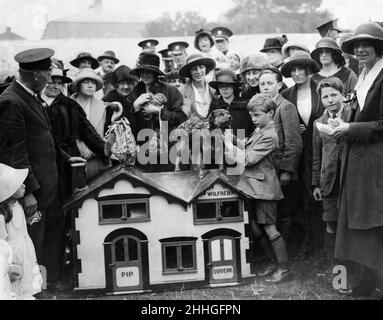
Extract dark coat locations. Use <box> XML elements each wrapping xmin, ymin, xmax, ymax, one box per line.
<box><xmin>235</xmin><ymin>121</ymin><xmax>284</xmax><ymax>201</ymax></box>
<box><xmin>311</xmin><ymin>66</ymin><xmax>358</xmax><ymax>97</ymax></box>
<box><xmin>102</xmin><ymin>89</ymin><xmax>139</xmax><ymax>137</ymax></box>
<box><xmin>212</xmin><ymin>97</ymin><xmax>255</xmax><ymax>138</ymax></box>
<box><xmin>274</xmin><ymin>94</ymin><xmax>303</xmax><ymax>177</ymax></box>
<box><xmin>281</xmin><ymin>79</ymin><xmax>325</xmax><ymax>188</ymax></box>
<box><xmin>128</xmin><ymin>80</ymin><xmax>187</xmax><ymax>135</ymax></box>
<box><xmin>335</xmin><ymin>65</ymin><xmax>383</xmax><ymax>270</ymax></box>
<box><xmin>46</xmin><ymin>93</ymin><xmax>106</xmax><ymax>199</ymax></box>
<box><xmin>0</xmin><ymin>81</ymin><xmax>68</xmax><ymax>209</ymax></box>
<box><xmin>312</xmin><ymin>107</ymin><xmax>350</xmax><ymax>197</ymax></box>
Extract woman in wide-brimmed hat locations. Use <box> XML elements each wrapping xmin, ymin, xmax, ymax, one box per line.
<box><xmin>281</xmin><ymin>50</ymin><xmax>324</xmax><ymax>260</ymax></box>
<box><xmin>330</xmin><ymin>22</ymin><xmax>383</xmax><ymax>298</ymax></box>
<box><xmin>128</xmin><ymin>53</ymin><xmax>187</xmax><ymax>171</ymax></box>
<box><xmin>209</xmin><ymin>69</ymin><xmax>254</xmax><ymax>138</ymax></box>
<box><xmin>311</xmin><ymin>37</ymin><xmax>357</xmax><ymax>97</ymax></box>
<box><xmin>70</xmin><ymin>52</ymin><xmax>99</xmax><ymax>70</ymax></box>
<box><xmin>239</xmin><ymin>54</ymin><xmax>270</xmax><ymax>100</ymax></box>
<box><xmin>194</xmin><ymin>29</ymin><xmax>229</xmax><ymax>82</ymax></box>
<box><xmin>178</xmin><ymin>53</ymin><xmax>217</xmax><ymax>120</ymax></box>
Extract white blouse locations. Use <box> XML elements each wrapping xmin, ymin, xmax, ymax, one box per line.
<box><xmin>192</xmin><ymin>82</ymin><xmax>212</xmax><ymax>119</ymax></box>
<box><xmin>297</xmin><ymin>90</ymin><xmax>312</xmax><ymax>126</ymax></box>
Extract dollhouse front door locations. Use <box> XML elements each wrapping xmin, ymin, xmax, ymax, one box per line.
<box><xmin>109</xmin><ymin>235</ymin><xmax>143</xmax><ymax>292</ymax></box>
<box><xmin>208</xmin><ymin>236</ymin><xmax>239</xmax><ymax>285</ymax></box>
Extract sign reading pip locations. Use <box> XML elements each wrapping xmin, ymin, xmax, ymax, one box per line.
<box><xmin>212</xmin><ymin>265</ymin><xmax>234</xmax><ymax>280</ymax></box>
<box><xmin>116</xmin><ymin>267</ymin><xmax>139</xmax><ymax>287</ymax></box>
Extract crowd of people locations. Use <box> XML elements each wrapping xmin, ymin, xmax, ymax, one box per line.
<box><xmin>0</xmin><ymin>17</ymin><xmax>383</xmax><ymax>299</ymax></box>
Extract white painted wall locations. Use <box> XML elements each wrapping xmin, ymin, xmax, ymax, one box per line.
<box><xmin>75</xmin><ymin>179</ymin><xmax>251</xmax><ymax>290</ymax></box>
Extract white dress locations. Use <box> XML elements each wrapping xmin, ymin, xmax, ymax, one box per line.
<box><xmin>0</xmin><ymin>202</ymin><xmax>42</xmax><ymax>299</ymax></box>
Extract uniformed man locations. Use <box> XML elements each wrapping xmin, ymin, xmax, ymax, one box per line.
<box><xmin>0</xmin><ymin>48</ymin><xmax>86</xmax><ymax>294</ymax></box>
<box><xmin>168</xmin><ymin>41</ymin><xmax>189</xmax><ymax>70</ymax></box>
<box><xmin>138</xmin><ymin>39</ymin><xmax>159</xmax><ymax>54</ymax></box>
<box><xmin>211</xmin><ymin>26</ymin><xmax>233</xmax><ymax>56</ymax></box>
<box><xmin>158</xmin><ymin>48</ymin><xmax>175</xmax><ymax>74</ymax></box>
<box><xmin>316</xmin><ymin>18</ymin><xmax>342</xmax><ymax>41</ymax></box>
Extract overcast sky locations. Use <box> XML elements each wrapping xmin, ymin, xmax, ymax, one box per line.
<box><xmin>0</xmin><ymin>0</ymin><xmax>382</xmax><ymax>39</ymax></box>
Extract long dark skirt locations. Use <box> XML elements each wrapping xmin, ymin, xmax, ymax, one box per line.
<box><xmin>335</xmin><ymin>180</ymin><xmax>383</xmax><ymax>270</ymax></box>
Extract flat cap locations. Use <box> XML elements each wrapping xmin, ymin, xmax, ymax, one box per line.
<box><xmin>14</xmin><ymin>48</ymin><xmax>54</xmax><ymax>71</ymax></box>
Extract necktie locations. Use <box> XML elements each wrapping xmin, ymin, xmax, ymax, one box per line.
<box><xmin>332</xmin><ymin>113</ymin><xmax>337</xmax><ymax>119</ymax></box>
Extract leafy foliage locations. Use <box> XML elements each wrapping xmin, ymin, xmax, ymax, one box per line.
<box><xmin>145</xmin><ymin>0</ymin><xmax>332</xmax><ymax>36</ymax></box>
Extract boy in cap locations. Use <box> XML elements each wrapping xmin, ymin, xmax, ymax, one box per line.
<box><xmin>211</xmin><ymin>26</ymin><xmax>233</xmax><ymax>56</ymax></box>
<box><xmin>0</xmin><ymin>48</ymin><xmax>87</xmax><ymax>294</ymax></box>
<box><xmin>316</xmin><ymin>18</ymin><xmax>342</xmax><ymax>41</ymax></box>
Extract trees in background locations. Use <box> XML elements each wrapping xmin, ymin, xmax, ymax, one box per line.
<box><xmin>145</xmin><ymin>0</ymin><xmax>332</xmax><ymax>36</ymax></box>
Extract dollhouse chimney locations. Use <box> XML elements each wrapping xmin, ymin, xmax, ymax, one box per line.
<box><xmin>71</xmin><ymin>163</ymin><xmax>88</xmax><ymax>195</ymax></box>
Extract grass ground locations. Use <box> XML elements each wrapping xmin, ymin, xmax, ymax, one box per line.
<box><xmin>43</xmin><ymin>254</ymin><xmax>368</xmax><ymax>300</ymax></box>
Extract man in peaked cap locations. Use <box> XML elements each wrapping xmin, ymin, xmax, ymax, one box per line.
<box><xmin>0</xmin><ymin>48</ymin><xmax>86</xmax><ymax>295</ymax></box>
<box><xmin>158</xmin><ymin>48</ymin><xmax>175</xmax><ymax>74</ymax></box>
<box><xmin>316</xmin><ymin>18</ymin><xmax>342</xmax><ymax>41</ymax></box>
<box><xmin>168</xmin><ymin>41</ymin><xmax>189</xmax><ymax>70</ymax></box>
<box><xmin>211</xmin><ymin>26</ymin><xmax>233</xmax><ymax>56</ymax></box>
<box><xmin>138</xmin><ymin>39</ymin><xmax>159</xmax><ymax>54</ymax></box>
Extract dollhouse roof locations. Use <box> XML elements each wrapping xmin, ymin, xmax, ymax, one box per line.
<box><xmin>64</xmin><ymin>166</ymin><xmax>248</xmax><ymax>210</ymax></box>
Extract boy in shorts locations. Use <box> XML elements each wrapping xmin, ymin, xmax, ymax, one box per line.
<box><xmin>225</xmin><ymin>93</ymin><xmax>290</xmax><ymax>283</ymax></box>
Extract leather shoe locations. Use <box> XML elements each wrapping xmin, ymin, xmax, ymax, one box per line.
<box><xmin>47</xmin><ymin>281</ymin><xmax>71</xmax><ymax>293</ymax></box>
<box><xmin>256</xmin><ymin>264</ymin><xmax>278</xmax><ymax>277</ymax></box>
<box><xmin>265</xmin><ymin>268</ymin><xmax>291</xmax><ymax>283</ymax></box>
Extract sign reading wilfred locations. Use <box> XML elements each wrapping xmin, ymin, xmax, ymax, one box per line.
<box><xmin>199</xmin><ymin>183</ymin><xmax>238</xmax><ymax>200</ymax></box>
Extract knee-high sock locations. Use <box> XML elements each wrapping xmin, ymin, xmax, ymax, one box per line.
<box><xmin>323</xmin><ymin>232</ymin><xmax>336</xmax><ymax>263</ymax></box>
<box><xmin>270</xmin><ymin>233</ymin><xmax>289</xmax><ymax>269</ymax></box>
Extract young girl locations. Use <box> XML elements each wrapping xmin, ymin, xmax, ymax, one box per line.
<box><xmin>0</xmin><ymin>163</ymin><xmax>42</xmax><ymax>299</ymax></box>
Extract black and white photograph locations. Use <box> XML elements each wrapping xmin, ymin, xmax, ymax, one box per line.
<box><xmin>0</xmin><ymin>0</ymin><xmax>382</xmax><ymax>304</ymax></box>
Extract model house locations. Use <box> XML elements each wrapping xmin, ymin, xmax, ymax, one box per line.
<box><xmin>64</xmin><ymin>166</ymin><xmax>256</xmax><ymax>294</ymax></box>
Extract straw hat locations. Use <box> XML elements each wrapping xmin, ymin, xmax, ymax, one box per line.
<box><xmin>341</xmin><ymin>22</ymin><xmax>383</xmax><ymax>55</ymax></box>
<box><xmin>178</xmin><ymin>53</ymin><xmax>216</xmax><ymax>79</ymax></box>
<box><xmin>281</xmin><ymin>51</ymin><xmax>321</xmax><ymax>78</ymax></box>
<box><xmin>72</xmin><ymin>68</ymin><xmax>104</xmax><ymax>92</ymax></box>
<box><xmin>0</xmin><ymin>164</ymin><xmax>28</xmax><ymax>203</ymax></box>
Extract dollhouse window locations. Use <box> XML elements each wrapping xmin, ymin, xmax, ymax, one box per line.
<box><xmin>160</xmin><ymin>238</ymin><xmax>197</xmax><ymax>275</ymax></box>
<box><xmin>98</xmin><ymin>198</ymin><xmax>150</xmax><ymax>225</ymax></box>
<box><xmin>194</xmin><ymin>198</ymin><xmax>243</xmax><ymax>224</ymax></box>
